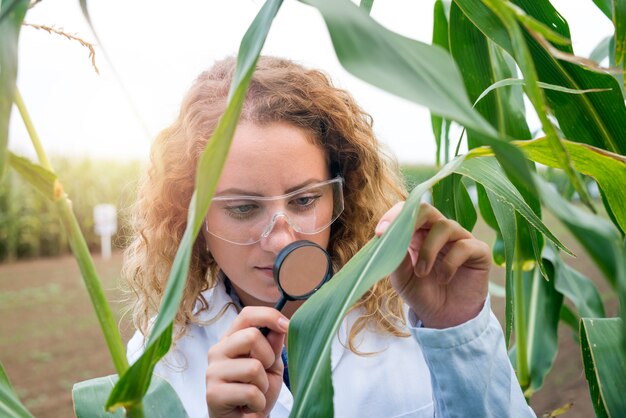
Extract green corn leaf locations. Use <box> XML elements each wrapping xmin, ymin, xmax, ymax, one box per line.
<box><xmin>300</xmin><ymin>0</ymin><xmax>537</xmax><ymax>196</ymax></box>
<box><xmin>492</xmin><ymin>232</ymin><xmax>506</xmax><ymax>266</ymax></box>
<box><xmin>460</xmin><ymin>155</ymin><xmax>552</xmax><ymax>282</ymax></box>
<box><xmin>56</xmin><ymin>200</ymin><xmax>130</xmax><ymax>376</ymax></box>
<box><xmin>432</xmin><ymin>116</ymin><xmax>452</xmax><ymax>167</ymax></box>
<box><xmin>359</xmin><ymin>0</ymin><xmax>373</xmax><ymax>14</ymax></box>
<box><xmin>609</xmin><ymin>34</ymin><xmax>626</xmax><ymax>97</ymax></box>
<box><xmin>0</xmin><ymin>0</ymin><xmax>28</xmax><ymax>180</ymax></box>
<box><xmin>535</xmin><ymin>174</ymin><xmax>626</xmax><ymax>348</ymax></box>
<box><xmin>614</xmin><ymin>0</ymin><xmax>626</xmax><ymax>69</ymax></box>
<box><xmin>559</xmin><ymin>304</ymin><xmax>579</xmax><ymax>332</ymax></box>
<box><xmin>449</xmin><ymin>3</ymin><xmax>544</xmax><ymax>283</ymax></box>
<box><xmin>105</xmin><ymin>325</ymin><xmax>172</xmax><ymax>412</ymax></box>
<box><xmin>8</xmin><ymin>153</ymin><xmax>59</xmax><ymax>201</ymax></box>
<box><xmin>599</xmin><ymin>188</ymin><xmax>624</xmax><ymax>237</ymax></box>
<box><xmin>476</xmin><ymin>183</ymin><xmax>500</xmax><ymax>278</ymax></box>
<box><xmin>431</xmin><ymin>173</ymin><xmax>477</xmax><ymax>231</ymax></box>
<box><xmin>449</xmin><ymin>2</ymin><xmax>504</xmax><ymax>143</ymax></box>
<box><xmin>73</xmin><ymin>375</ymin><xmax>187</xmax><ymax>418</ymax></box>
<box><xmin>525</xmin><ymin>264</ymin><xmax>562</xmax><ymax>395</ymax></box>
<box><xmin>106</xmin><ymin>0</ymin><xmax>284</xmax><ymax>411</ymax></box>
<box><xmin>580</xmin><ymin>318</ymin><xmax>626</xmax><ymax>417</ymax></box>
<box><xmin>593</xmin><ymin>0</ymin><xmax>613</xmax><ymax>20</ymax></box>
<box><xmin>590</xmin><ymin>35</ymin><xmax>613</xmax><ymax>63</ymax></box>
<box><xmin>474</xmin><ymin>78</ymin><xmax>611</xmax><ymax>106</ymax></box>
<box><xmin>431</xmin><ymin>0</ymin><xmax>451</xmax><ymax>166</ymax></box>
<box><xmin>0</xmin><ymin>362</ymin><xmax>10</xmax><ymax>390</ymax></box>
<box><xmin>454</xmin><ymin>157</ymin><xmax>571</xmax><ymax>256</ymax></box>
<box><xmin>543</xmin><ymin>244</ymin><xmax>606</xmax><ymax>320</ymax></box>
<box><xmin>528</xmin><ymin>221</ymin><xmax>548</xmax><ymax>279</ymax></box>
<box><xmin>482</xmin><ymin>0</ymin><xmax>593</xmax><ymax>208</ymax></box>
<box><xmin>0</xmin><ymin>385</ymin><xmax>33</xmax><ymax>418</ymax></box>
<box><xmin>505</xmin><ymin>2</ymin><xmax>570</xmax><ymax>46</ymax></box>
<box><xmin>288</xmin><ymin>156</ymin><xmax>465</xmax><ymax>418</ymax></box>
<box><xmin>477</xmin><ymin>183</ymin><xmax>498</xmax><ymax>230</ymax></box>
<box><xmin>515</xmin><ymin>137</ymin><xmax>626</xmax><ymax>234</ymax></box>
<box><xmin>456</xmin><ymin>0</ymin><xmax>626</xmax><ymax>156</ymax></box>
<box><xmin>526</xmin><ymin>238</ymin><xmax>604</xmax><ymax>395</ymax></box>
<box><xmin>485</xmin><ymin>189</ymin><xmax>516</xmax><ymax>347</ymax></box>
<box><xmin>0</xmin><ymin>360</ymin><xmax>34</xmax><ymax>418</ymax></box>
<box><xmin>481</xmin><ymin>179</ymin><xmax>511</xmax><ymax>341</ymax></box>
<box><xmin>300</xmin><ymin>0</ymin><xmax>494</xmax><ymax>136</ymax></box>
<box><xmin>449</xmin><ymin>2</ymin><xmax>529</xmax><ymax>143</ymax></box>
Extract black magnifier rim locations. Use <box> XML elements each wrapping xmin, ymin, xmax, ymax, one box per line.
<box><xmin>273</xmin><ymin>240</ymin><xmax>332</xmax><ymax>301</ymax></box>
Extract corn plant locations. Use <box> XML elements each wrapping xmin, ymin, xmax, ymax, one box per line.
<box><xmin>0</xmin><ymin>157</ymin><xmax>142</xmax><ymax>261</ymax></box>
<box><xmin>1</xmin><ymin>0</ymin><xmax>625</xmax><ymax>417</ymax></box>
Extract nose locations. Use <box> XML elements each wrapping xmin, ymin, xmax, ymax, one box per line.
<box><xmin>259</xmin><ymin>213</ymin><xmax>298</xmax><ymax>254</ymax></box>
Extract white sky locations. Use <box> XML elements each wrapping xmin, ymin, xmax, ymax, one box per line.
<box><xmin>9</xmin><ymin>0</ymin><xmax>613</xmax><ymax>165</ymax></box>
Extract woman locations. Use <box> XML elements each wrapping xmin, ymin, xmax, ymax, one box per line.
<box><xmin>125</xmin><ymin>56</ymin><xmax>534</xmax><ymax>418</ymax></box>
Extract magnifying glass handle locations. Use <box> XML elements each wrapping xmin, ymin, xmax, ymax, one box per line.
<box><xmin>260</xmin><ymin>296</ymin><xmax>288</xmax><ymax>336</ymax></box>
<box><xmin>273</xmin><ymin>296</ymin><xmax>288</xmax><ymax>312</ymax></box>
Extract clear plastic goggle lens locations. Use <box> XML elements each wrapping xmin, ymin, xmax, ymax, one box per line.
<box><xmin>205</xmin><ymin>177</ymin><xmax>344</xmax><ymax>245</ymax></box>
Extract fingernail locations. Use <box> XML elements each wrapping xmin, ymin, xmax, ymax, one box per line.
<box><xmin>278</xmin><ymin>317</ymin><xmax>290</xmax><ymax>332</ymax></box>
<box><xmin>375</xmin><ymin>221</ymin><xmax>390</xmax><ymax>236</ymax></box>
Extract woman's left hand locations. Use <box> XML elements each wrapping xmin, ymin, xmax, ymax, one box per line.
<box><xmin>375</xmin><ymin>202</ymin><xmax>491</xmax><ymax>329</ymax></box>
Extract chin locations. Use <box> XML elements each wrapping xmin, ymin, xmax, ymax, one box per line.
<box><xmin>265</xmin><ymin>290</ymin><xmax>282</xmax><ymax>305</ymax></box>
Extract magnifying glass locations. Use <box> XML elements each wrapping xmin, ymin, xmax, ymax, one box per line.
<box><xmin>261</xmin><ymin>240</ymin><xmax>332</xmax><ymax>336</ymax></box>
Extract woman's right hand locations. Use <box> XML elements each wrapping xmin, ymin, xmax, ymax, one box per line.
<box><xmin>206</xmin><ymin>306</ymin><xmax>289</xmax><ymax>418</ymax></box>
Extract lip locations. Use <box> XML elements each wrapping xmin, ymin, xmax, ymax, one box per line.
<box><xmin>254</xmin><ymin>266</ymin><xmax>274</xmax><ymax>278</ymax></box>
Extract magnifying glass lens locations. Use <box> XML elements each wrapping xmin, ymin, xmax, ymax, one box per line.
<box><xmin>261</xmin><ymin>241</ymin><xmax>331</xmax><ymax>337</ymax></box>
<box><xmin>277</xmin><ymin>244</ymin><xmax>330</xmax><ymax>298</ymax></box>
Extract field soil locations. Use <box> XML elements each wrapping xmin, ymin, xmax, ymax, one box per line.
<box><xmin>0</xmin><ymin>216</ymin><xmax>617</xmax><ymax>417</ymax></box>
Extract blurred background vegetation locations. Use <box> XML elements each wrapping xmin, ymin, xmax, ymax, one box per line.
<box><xmin>0</xmin><ymin>157</ymin><xmax>142</xmax><ymax>261</ymax></box>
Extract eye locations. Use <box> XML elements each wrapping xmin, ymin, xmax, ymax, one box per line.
<box><xmin>291</xmin><ymin>194</ymin><xmax>321</xmax><ymax>209</ymax></box>
<box><xmin>224</xmin><ymin>202</ymin><xmax>259</xmax><ymax>219</ymax></box>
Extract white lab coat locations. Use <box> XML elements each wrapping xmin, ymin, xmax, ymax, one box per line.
<box><xmin>127</xmin><ymin>281</ymin><xmax>533</xmax><ymax>418</ymax></box>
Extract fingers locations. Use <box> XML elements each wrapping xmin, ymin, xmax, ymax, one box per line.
<box><xmin>214</xmin><ymin>357</ymin><xmax>271</xmax><ymax>394</ymax></box>
<box><xmin>375</xmin><ymin>201</ymin><xmax>404</xmax><ymax>236</ymax></box>
<box><xmin>427</xmin><ymin>238</ymin><xmax>491</xmax><ymax>283</ymax></box>
<box><xmin>210</xmin><ymin>306</ymin><xmax>288</xmax><ymax>369</ymax></box>
<box><xmin>206</xmin><ymin>306</ymin><xmax>288</xmax><ymax>416</ymax></box>
<box><xmin>415</xmin><ymin>219</ymin><xmax>472</xmax><ymax>278</ymax></box>
<box><xmin>375</xmin><ymin>202</ymin><xmax>450</xmax><ymax>237</ymax></box>
<box><xmin>206</xmin><ymin>381</ymin><xmax>266</xmax><ymax>414</ymax></box>
<box><xmin>227</xmin><ymin>306</ymin><xmax>290</xmax><ymax>337</ymax></box>
<box><xmin>211</xmin><ymin>327</ymin><xmax>278</xmax><ymax>370</ymax></box>
<box><xmin>375</xmin><ymin>202</ymin><xmax>488</xmax><ymax>281</ymax></box>
<box><xmin>226</xmin><ymin>306</ymin><xmax>289</xmax><ymax>355</ymax></box>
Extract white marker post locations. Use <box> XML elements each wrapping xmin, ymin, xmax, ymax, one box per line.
<box><xmin>94</xmin><ymin>204</ymin><xmax>117</xmax><ymax>260</ymax></box>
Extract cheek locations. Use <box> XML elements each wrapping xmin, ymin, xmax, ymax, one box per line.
<box><xmin>207</xmin><ymin>238</ymin><xmax>249</xmax><ymax>275</ymax></box>
<box><xmin>308</xmin><ymin>227</ymin><xmax>331</xmax><ymax>252</ymax></box>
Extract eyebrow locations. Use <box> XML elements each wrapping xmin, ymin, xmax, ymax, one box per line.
<box><xmin>216</xmin><ymin>178</ymin><xmax>325</xmax><ymax>197</ymax></box>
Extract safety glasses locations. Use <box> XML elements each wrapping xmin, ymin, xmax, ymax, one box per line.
<box><xmin>205</xmin><ymin>177</ymin><xmax>344</xmax><ymax>245</ymax></box>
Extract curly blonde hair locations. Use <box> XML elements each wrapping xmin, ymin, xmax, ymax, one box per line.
<box><xmin>123</xmin><ymin>56</ymin><xmax>409</xmax><ymax>351</ymax></box>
